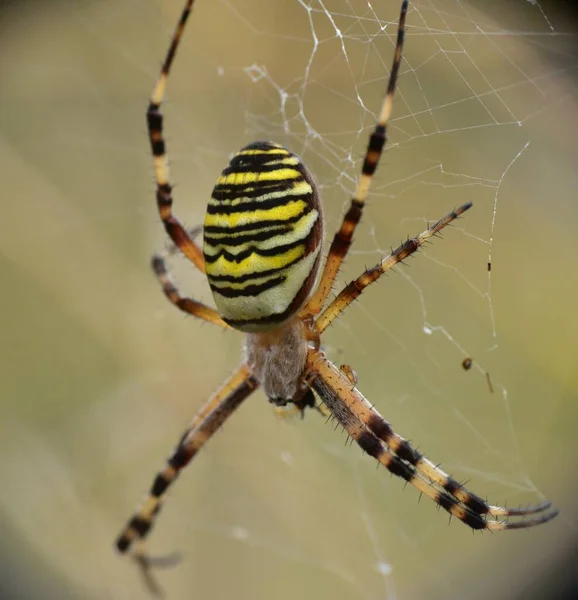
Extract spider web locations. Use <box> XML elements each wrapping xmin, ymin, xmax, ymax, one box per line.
<box><xmin>0</xmin><ymin>1</ymin><xmax>577</xmax><ymax>599</ymax></box>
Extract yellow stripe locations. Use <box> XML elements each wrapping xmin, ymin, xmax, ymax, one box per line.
<box><xmin>211</xmin><ymin>250</ymin><xmax>320</xmax><ymax>327</ymax></box>
<box><xmin>217</xmin><ymin>168</ymin><xmax>301</xmax><ymax>186</ymax></box>
<box><xmin>237</xmin><ymin>148</ymin><xmax>288</xmax><ymax>156</ymax></box>
<box><xmin>204</xmin><ymin>199</ymin><xmax>307</xmax><ymax>228</ymax></box>
<box><xmin>205</xmin><ymin>245</ymin><xmax>305</xmax><ymax>279</ymax></box>
<box><xmin>204</xmin><ymin>210</ymin><xmax>319</xmax><ymax>256</ymax></box>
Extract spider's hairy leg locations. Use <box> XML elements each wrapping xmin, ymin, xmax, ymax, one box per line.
<box><xmin>302</xmin><ymin>1</ymin><xmax>409</xmax><ymax>317</ymax></box>
<box><xmin>115</xmin><ymin>365</ymin><xmax>259</xmax><ymax>589</ymax></box>
<box><xmin>148</xmin><ymin>0</ymin><xmax>205</xmax><ymax>273</ymax></box>
<box><xmin>316</xmin><ymin>202</ymin><xmax>472</xmax><ymax>333</ymax></box>
<box><xmin>320</xmin><ymin>356</ymin><xmax>552</xmax><ymax>520</ymax></box>
<box><xmin>151</xmin><ymin>248</ymin><xmax>231</xmax><ymax>330</ymax></box>
<box><xmin>306</xmin><ymin>350</ymin><xmax>558</xmax><ymax>530</ymax></box>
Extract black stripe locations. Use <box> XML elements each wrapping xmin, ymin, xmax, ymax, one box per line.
<box><xmin>385</xmin><ymin>455</ymin><xmax>416</xmax><ymax>483</ymax></box>
<box><xmin>365</xmin><ymin>414</ymin><xmax>424</xmax><ymax>468</ymax></box>
<box><xmin>437</xmin><ymin>493</ymin><xmax>487</xmax><ymax>530</ymax></box>
<box><xmin>156</xmin><ymin>184</ymin><xmax>172</xmax><ymax>207</ymax></box>
<box><xmin>204</xmin><ymin>226</ymin><xmax>293</xmax><ymax>247</ymax></box>
<box><xmin>211</xmin><ymin>180</ymin><xmax>298</xmax><ymax>201</ymax></box>
<box><xmin>443</xmin><ymin>479</ymin><xmax>489</xmax><ymax>514</ymax></box>
<box><xmin>211</xmin><ymin>275</ymin><xmax>285</xmax><ymax>298</ymax></box>
<box><xmin>150</xmin><ymin>139</ymin><xmax>165</xmax><ymax>157</ymax></box>
<box><xmin>204</xmin><ymin>238</ymin><xmax>305</xmax><ymax>264</ymax></box>
<box><xmin>151</xmin><ymin>474</ymin><xmax>170</xmax><ymax>498</ymax></box>
<box><xmin>146</xmin><ymin>105</ymin><xmax>162</xmax><ymax>130</ymax></box>
<box><xmin>366</xmin><ymin>412</ymin><xmax>395</xmax><ymax>444</ymax></box>
<box><xmin>437</xmin><ymin>491</ymin><xmax>458</xmax><ymax>514</ymax></box>
<box><xmin>169</xmin><ymin>446</ymin><xmax>190</xmax><ymax>470</ymax></box>
<box><xmin>128</xmin><ymin>516</ymin><xmax>152</xmax><ymax>537</ymax></box>
<box><xmin>207</xmin><ymin>194</ymin><xmax>310</xmax><ymax>215</ymax></box>
<box><xmin>362</xmin><ymin>124</ymin><xmax>386</xmax><ymax>176</ymax></box>
<box><xmin>357</xmin><ymin>431</ymin><xmax>383</xmax><ymax>459</ymax></box>
<box><xmin>212</xmin><ymin>182</ymin><xmax>297</xmax><ymax>201</ymax></box>
<box><xmin>222</xmin><ymin>161</ymin><xmax>298</xmax><ymax>175</ymax></box>
<box><xmin>395</xmin><ymin>439</ymin><xmax>422</xmax><ymax>465</ymax></box>
<box><xmin>463</xmin><ymin>493</ymin><xmax>489</xmax><ymax>514</ymax></box>
<box><xmin>116</xmin><ymin>535</ymin><xmax>130</xmax><ymax>553</ymax></box>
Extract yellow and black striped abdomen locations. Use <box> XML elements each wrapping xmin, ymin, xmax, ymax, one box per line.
<box><xmin>203</xmin><ymin>142</ymin><xmax>323</xmax><ymax>332</ymax></box>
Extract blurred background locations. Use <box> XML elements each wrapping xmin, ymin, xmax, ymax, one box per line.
<box><xmin>1</xmin><ymin>0</ymin><xmax>577</xmax><ymax>598</ymax></box>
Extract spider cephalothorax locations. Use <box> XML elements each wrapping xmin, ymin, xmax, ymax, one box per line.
<box><xmin>115</xmin><ymin>0</ymin><xmax>558</xmax><ymax>592</ymax></box>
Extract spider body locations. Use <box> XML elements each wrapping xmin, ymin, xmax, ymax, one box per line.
<box><xmin>204</xmin><ymin>141</ymin><xmax>322</xmax><ymax>403</ymax></box>
<box><xmin>115</xmin><ymin>0</ymin><xmax>557</xmax><ymax>591</ymax></box>
<box><xmin>204</xmin><ymin>141</ymin><xmax>323</xmax><ymax>332</ymax></box>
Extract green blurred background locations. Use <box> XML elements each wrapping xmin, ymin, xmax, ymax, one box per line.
<box><xmin>1</xmin><ymin>1</ymin><xmax>577</xmax><ymax>598</ymax></box>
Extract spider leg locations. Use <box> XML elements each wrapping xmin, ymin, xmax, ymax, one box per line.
<box><xmin>162</xmin><ymin>225</ymin><xmax>203</xmax><ymax>258</ymax></box>
<box><xmin>302</xmin><ymin>1</ymin><xmax>409</xmax><ymax>317</ymax></box>
<box><xmin>306</xmin><ymin>349</ymin><xmax>558</xmax><ymax>530</ymax></box>
<box><xmin>148</xmin><ymin>0</ymin><xmax>205</xmax><ymax>274</ymax></box>
<box><xmin>151</xmin><ymin>252</ymin><xmax>231</xmax><ymax>330</ymax></box>
<box><xmin>316</xmin><ymin>203</ymin><xmax>472</xmax><ymax>333</ymax></box>
<box><xmin>115</xmin><ymin>364</ymin><xmax>259</xmax><ymax>590</ymax></box>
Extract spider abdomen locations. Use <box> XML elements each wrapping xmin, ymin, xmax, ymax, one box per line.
<box><xmin>203</xmin><ymin>142</ymin><xmax>323</xmax><ymax>332</ymax></box>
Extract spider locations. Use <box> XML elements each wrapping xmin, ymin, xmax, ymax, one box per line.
<box><xmin>115</xmin><ymin>0</ymin><xmax>558</xmax><ymax>589</ymax></box>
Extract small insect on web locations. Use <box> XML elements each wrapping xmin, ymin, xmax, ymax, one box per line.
<box><xmin>115</xmin><ymin>0</ymin><xmax>558</xmax><ymax>593</ymax></box>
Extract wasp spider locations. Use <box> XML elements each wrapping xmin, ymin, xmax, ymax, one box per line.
<box><xmin>116</xmin><ymin>0</ymin><xmax>558</xmax><ymax>589</ymax></box>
